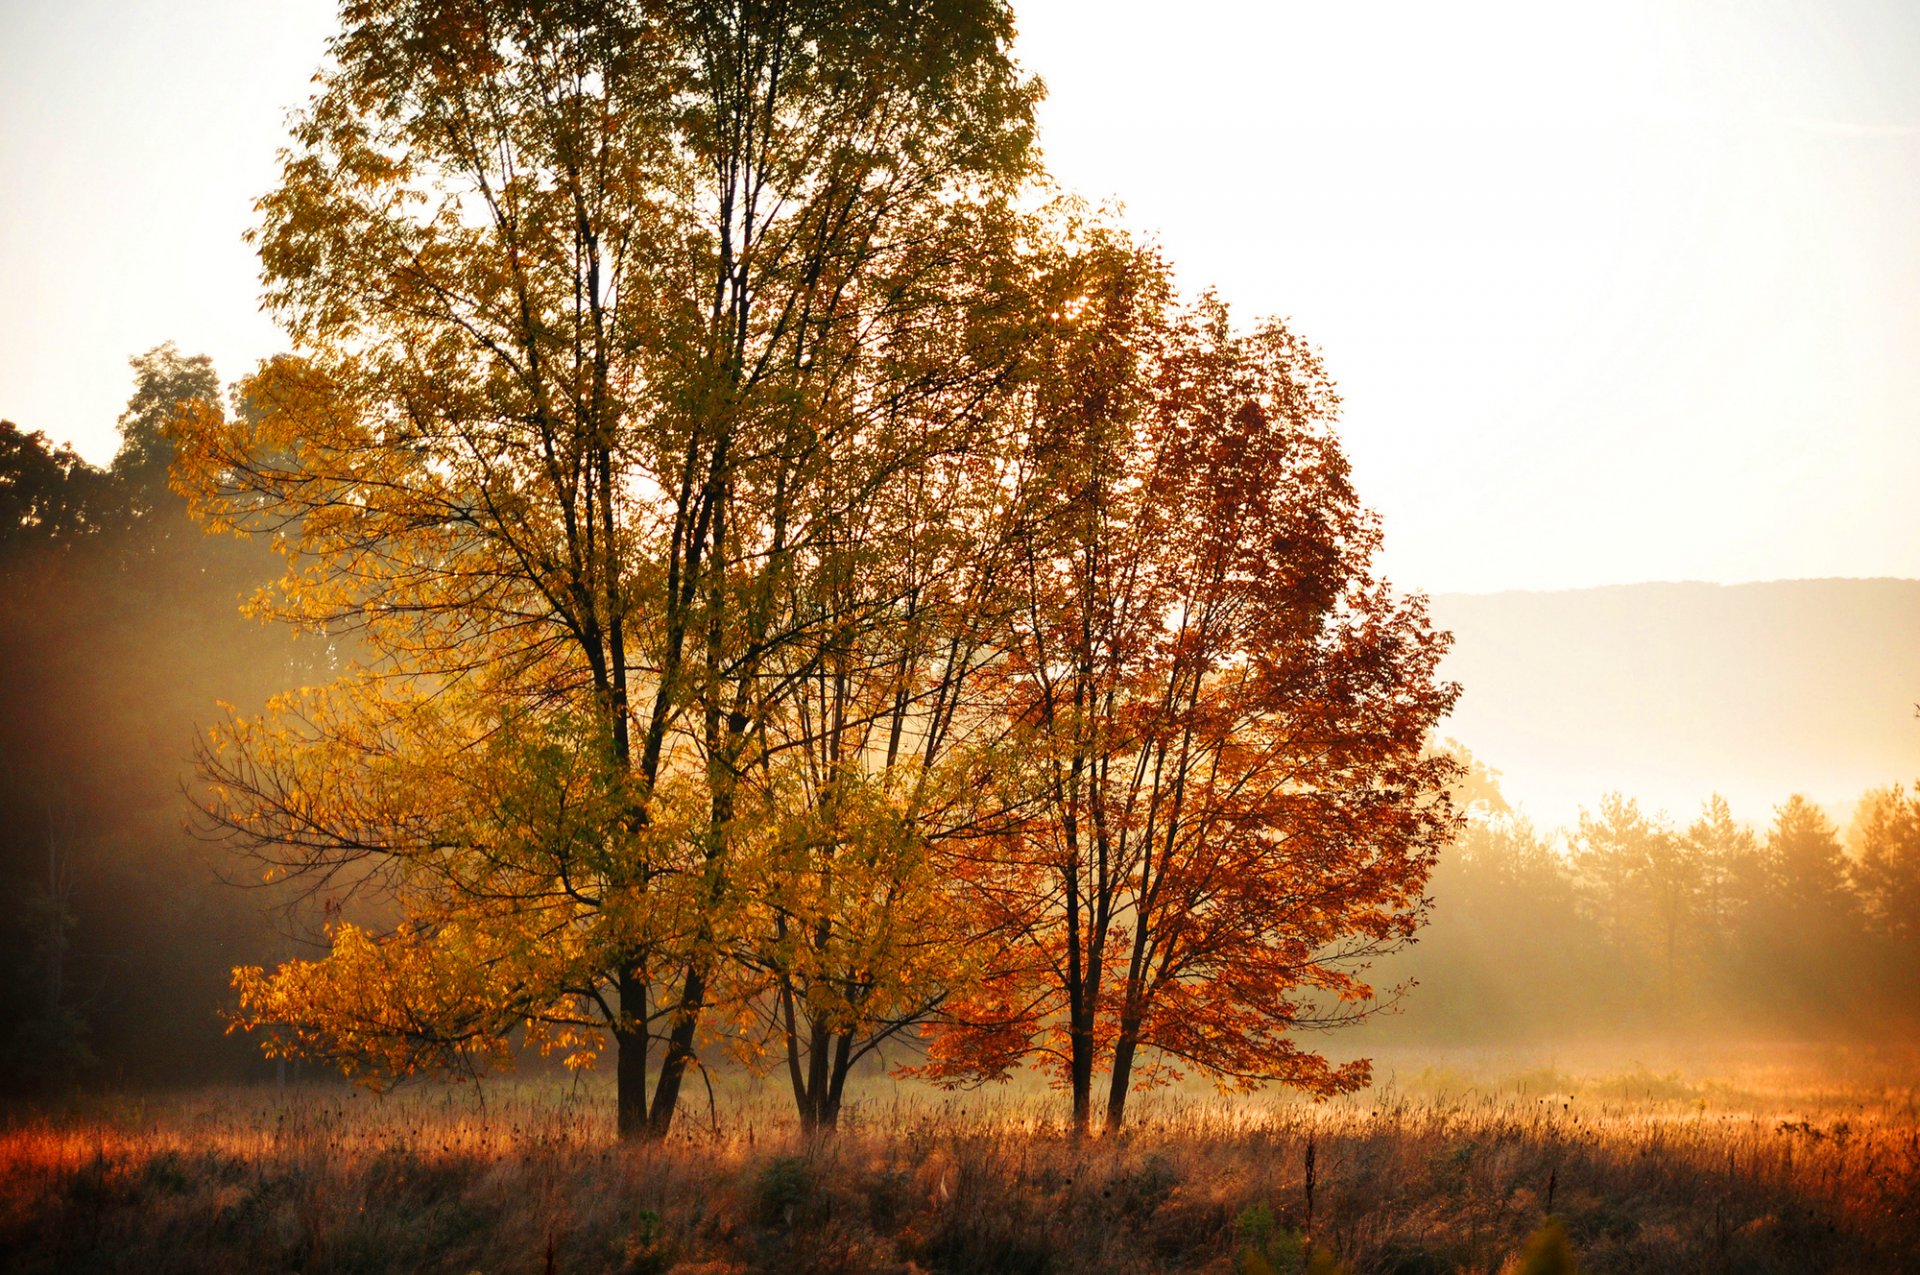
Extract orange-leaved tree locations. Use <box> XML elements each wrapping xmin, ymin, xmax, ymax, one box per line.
<box><xmin>918</xmin><ymin>247</ymin><xmax>1460</xmax><ymax>1134</ymax></box>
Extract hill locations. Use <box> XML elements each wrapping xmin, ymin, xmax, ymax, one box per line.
<box><xmin>1429</xmin><ymin>577</ymin><xmax>1920</xmax><ymax>829</ymax></box>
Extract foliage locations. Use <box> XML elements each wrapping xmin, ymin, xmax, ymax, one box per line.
<box><xmin>1383</xmin><ymin>781</ymin><xmax>1920</xmax><ymax>1044</ymax></box>
<box><xmin>1571</xmin><ymin>796</ymin><xmax>1702</xmax><ymax>1013</ymax></box>
<box><xmin>172</xmin><ymin>0</ymin><xmax>1043</xmax><ymax>1138</ymax></box>
<box><xmin>917</xmin><ymin>243</ymin><xmax>1459</xmax><ymax>1131</ymax></box>
<box><xmin>5</xmin><ymin>6</ymin><xmax>1918</xmax><ymax>1121</ymax></box>
<box><xmin>1852</xmin><ymin>782</ymin><xmax>1920</xmax><ymax>940</ymax></box>
<box><xmin>0</xmin><ymin>421</ymin><xmax>114</xmax><ymax>551</ymax></box>
<box><xmin>0</xmin><ymin>348</ymin><xmax>306</xmax><ymax>1093</ymax></box>
<box><xmin>1515</xmin><ymin>1216</ymin><xmax>1580</xmax><ymax>1275</ymax></box>
<box><xmin>1233</xmin><ymin>1202</ymin><xmax>1307</xmax><ymax>1274</ymax></box>
<box><xmin>114</xmin><ymin>344</ymin><xmax>220</xmax><ymax>519</ymax></box>
<box><xmin>168</xmin><ymin>0</ymin><xmax>1462</xmax><ymax>1146</ymax></box>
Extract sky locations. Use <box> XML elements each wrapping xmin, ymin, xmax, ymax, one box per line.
<box><xmin>2</xmin><ymin>0</ymin><xmax>1918</xmax><ymax>597</ymax></box>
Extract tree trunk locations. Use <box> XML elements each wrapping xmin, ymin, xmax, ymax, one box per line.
<box><xmin>1105</xmin><ymin>1020</ymin><xmax>1140</xmax><ymax>1131</ymax></box>
<box><xmin>1068</xmin><ymin>1000</ymin><xmax>1095</xmax><ymax>1137</ymax></box>
<box><xmin>1063</xmin><ymin>853</ymin><xmax>1096</xmax><ymax>1138</ymax></box>
<box><xmin>647</xmin><ymin>962</ymin><xmax>707</xmax><ymax>1138</ymax></box>
<box><xmin>615</xmin><ymin>966</ymin><xmax>650</xmax><ymax>1140</ymax></box>
<box><xmin>788</xmin><ymin>1017</ymin><xmax>859</xmax><ymax>1134</ymax></box>
<box><xmin>782</xmin><ymin>981</ymin><xmax>814</xmax><ymax>1130</ymax></box>
<box><xmin>820</xmin><ymin>1030</ymin><xmax>855</xmax><ymax>1131</ymax></box>
<box><xmin>806</xmin><ymin>1018</ymin><xmax>831</xmax><ymax>1124</ymax></box>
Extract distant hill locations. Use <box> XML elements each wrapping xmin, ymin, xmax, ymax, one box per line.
<box><xmin>1428</xmin><ymin>578</ymin><xmax>1920</xmax><ymax>831</ymax></box>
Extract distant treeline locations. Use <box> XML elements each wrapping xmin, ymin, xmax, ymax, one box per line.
<box><xmin>1372</xmin><ymin>772</ymin><xmax>1920</xmax><ymax>1044</ymax></box>
<box><xmin>0</xmin><ymin>348</ymin><xmax>315</xmax><ymax>1095</ymax></box>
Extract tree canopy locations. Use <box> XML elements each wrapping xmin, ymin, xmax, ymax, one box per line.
<box><xmin>172</xmin><ymin>0</ymin><xmax>1459</xmax><ymax>1139</ymax></box>
<box><xmin>912</xmin><ymin>248</ymin><xmax>1459</xmax><ymax>1133</ymax></box>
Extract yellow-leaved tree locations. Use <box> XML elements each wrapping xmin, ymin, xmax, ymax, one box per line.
<box><xmin>174</xmin><ymin>0</ymin><xmax>1040</xmax><ymax>1140</ymax></box>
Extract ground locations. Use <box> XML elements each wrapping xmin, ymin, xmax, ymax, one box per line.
<box><xmin>2</xmin><ymin>1043</ymin><xmax>1915</xmax><ymax>1273</ymax></box>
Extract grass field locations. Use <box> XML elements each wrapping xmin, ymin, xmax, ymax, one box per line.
<box><xmin>3</xmin><ymin>1045</ymin><xmax>1916</xmax><ymax>1273</ymax></box>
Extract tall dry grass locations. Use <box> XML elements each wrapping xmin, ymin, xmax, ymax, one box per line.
<box><xmin>2</xmin><ymin>1052</ymin><xmax>1915</xmax><ymax>1273</ymax></box>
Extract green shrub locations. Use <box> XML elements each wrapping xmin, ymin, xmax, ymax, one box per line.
<box><xmin>618</xmin><ymin>1207</ymin><xmax>673</xmax><ymax>1275</ymax></box>
<box><xmin>1233</xmin><ymin>1203</ymin><xmax>1307</xmax><ymax>1275</ymax></box>
<box><xmin>753</xmin><ymin>1155</ymin><xmax>822</xmax><ymax>1229</ymax></box>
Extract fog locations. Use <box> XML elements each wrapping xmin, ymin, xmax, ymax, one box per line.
<box><xmin>1350</xmin><ymin>781</ymin><xmax>1920</xmax><ymax>1056</ymax></box>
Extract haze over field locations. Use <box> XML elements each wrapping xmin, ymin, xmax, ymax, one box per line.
<box><xmin>3</xmin><ymin>0</ymin><xmax>1917</xmax><ymax>1098</ymax></box>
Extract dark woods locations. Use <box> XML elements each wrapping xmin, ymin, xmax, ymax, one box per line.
<box><xmin>0</xmin><ymin>348</ymin><xmax>317</xmax><ymax>1094</ymax></box>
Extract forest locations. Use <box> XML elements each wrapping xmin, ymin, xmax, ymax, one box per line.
<box><xmin>3</xmin><ymin>1</ymin><xmax>1918</xmax><ymax>1272</ymax></box>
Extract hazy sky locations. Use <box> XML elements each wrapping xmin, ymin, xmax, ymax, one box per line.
<box><xmin>3</xmin><ymin>0</ymin><xmax>1917</xmax><ymax>595</ymax></box>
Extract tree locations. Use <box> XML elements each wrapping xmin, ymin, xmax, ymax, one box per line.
<box><xmin>1676</xmin><ymin>793</ymin><xmax>1762</xmax><ymax>1010</ymax></box>
<box><xmin>0</xmin><ymin>421</ymin><xmax>113</xmax><ymax>553</ymax></box>
<box><xmin>722</xmin><ymin>394</ymin><xmax>1040</xmax><ymax>1130</ymax></box>
<box><xmin>1682</xmin><ymin>796</ymin><xmax>1757</xmax><ymax>932</ymax></box>
<box><xmin>3</xmin><ymin>802</ymin><xmax>96</xmax><ymax>1090</ymax></box>
<box><xmin>1850</xmin><ymin>783</ymin><xmax>1920</xmax><ymax>942</ymax></box>
<box><xmin>1438</xmin><ymin>738</ymin><xmax>1511</xmax><ymax>819</ymax></box>
<box><xmin>0</xmin><ymin>350</ymin><xmax>319</xmax><ymax>1092</ymax></box>
<box><xmin>1406</xmin><ymin>811</ymin><xmax>1592</xmax><ymax>1040</ymax></box>
<box><xmin>1727</xmin><ymin>794</ymin><xmax>1862</xmax><ymax>1021</ymax></box>
<box><xmin>178</xmin><ymin>0</ymin><xmax>1039</xmax><ymax>1139</ymax></box>
<box><xmin>918</xmin><ymin>247</ymin><xmax>1459</xmax><ymax>1135</ymax></box>
<box><xmin>114</xmin><ymin>345</ymin><xmax>221</xmax><ymax>521</ymax></box>
<box><xmin>1766</xmin><ymin>795</ymin><xmax>1856</xmax><ymax>923</ymax></box>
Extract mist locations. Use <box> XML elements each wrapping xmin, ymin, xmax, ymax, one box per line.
<box><xmin>1351</xmin><ymin>778</ymin><xmax>1920</xmax><ymax>1058</ymax></box>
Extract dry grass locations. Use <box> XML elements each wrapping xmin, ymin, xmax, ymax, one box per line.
<box><xmin>2</xmin><ymin>1049</ymin><xmax>1916</xmax><ymax>1274</ymax></box>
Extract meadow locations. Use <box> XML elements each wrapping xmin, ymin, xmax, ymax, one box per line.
<box><xmin>2</xmin><ymin>1045</ymin><xmax>1915</xmax><ymax>1275</ymax></box>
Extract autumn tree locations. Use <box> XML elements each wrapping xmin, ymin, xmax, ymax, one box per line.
<box><xmin>723</xmin><ymin>386</ymin><xmax>1041</xmax><ymax>1130</ymax></box>
<box><xmin>919</xmin><ymin>237</ymin><xmax>1459</xmax><ymax>1135</ymax></box>
<box><xmin>175</xmin><ymin>0</ymin><xmax>1039</xmax><ymax>1139</ymax></box>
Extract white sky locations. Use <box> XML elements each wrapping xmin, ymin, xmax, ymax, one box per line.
<box><xmin>2</xmin><ymin>0</ymin><xmax>1917</xmax><ymax>595</ymax></box>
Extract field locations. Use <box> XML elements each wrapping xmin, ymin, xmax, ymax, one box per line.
<box><xmin>2</xmin><ymin>1045</ymin><xmax>1916</xmax><ymax>1274</ymax></box>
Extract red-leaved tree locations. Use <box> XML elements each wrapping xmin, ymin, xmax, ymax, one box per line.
<box><xmin>919</xmin><ymin>247</ymin><xmax>1460</xmax><ymax>1134</ymax></box>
